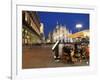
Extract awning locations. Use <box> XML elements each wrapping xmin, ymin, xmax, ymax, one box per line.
<box><xmin>67</xmin><ymin>31</ymin><xmax>89</xmax><ymax>38</ymax></box>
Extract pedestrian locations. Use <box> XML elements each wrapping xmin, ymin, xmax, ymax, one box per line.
<box><xmin>52</xmin><ymin>40</ymin><xmax>60</xmax><ymax>62</ymax></box>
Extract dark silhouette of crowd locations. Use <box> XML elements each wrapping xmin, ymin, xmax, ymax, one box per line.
<box><xmin>62</xmin><ymin>42</ymin><xmax>89</xmax><ymax>64</ymax></box>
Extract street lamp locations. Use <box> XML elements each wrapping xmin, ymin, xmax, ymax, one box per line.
<box><xmin>76</xmin><ymin>24</ymin><xmax>82</xmax><ymax>32</ymax></box>
<box><xmin>75</xmin><ymin>24</ymin><xmax>83</xmax><ymax>42</ymax></box>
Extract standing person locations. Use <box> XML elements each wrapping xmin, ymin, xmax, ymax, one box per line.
<box><xmin>70</xmin><ymin>45</ymin><xmax>75</xmax><ymax>63</ymax></box>
<box><xmin>74</xmin><ymin>43</ymin><xmax>78</xmax><ymax>54</ymax></box>
<box><xmin>74</xmin><ymin>43</ymin><xmax>82</xmax><ymax>62</ymax></box>
<box><xmin>85</xmin><ymin>44</ymin><xmax>89</xmax><ymax>64</ymax></box>
<box><xmin>52</xmin><ymin>40</ymin><xmax>60</xmax><ymax>62</ymax></box>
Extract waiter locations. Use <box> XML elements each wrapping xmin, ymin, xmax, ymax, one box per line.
<box><xmin>52</xmin><ymin>40</ymin><xmax>60</xmax><ymax>62</ymax></box>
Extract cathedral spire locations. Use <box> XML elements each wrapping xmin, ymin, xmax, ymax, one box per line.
<box><xmin>57</xmin><ymin>21</ymin><xmax>59</xmax><ymax>25</ymax></box>
<box><xmin>56</xmin><ymin>21</ymin><xmax>59</xmax><ymax>29</ymax></box>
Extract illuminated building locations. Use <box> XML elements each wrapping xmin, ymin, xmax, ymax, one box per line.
<box><xmin>52</xmin><ymin>22</ymin><xmax>71</xmax><ymax>43</ymax></box>
<box><xmin>22</xmin><ymin>11</ymin><xmax>41</xmax><ymax>46</ymax></box>
<box><xmin>40</xmin><ymin>23</ymin><xmax>45</xmax><ymax>43</ymax></box>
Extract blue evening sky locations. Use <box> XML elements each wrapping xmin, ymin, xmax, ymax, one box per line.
<box><xmin>38</xmin><ymin>11</ymin><xmax>89</xmax><ymax>37</ymax></box>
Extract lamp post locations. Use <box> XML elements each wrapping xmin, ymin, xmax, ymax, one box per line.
<box><xmin>75</xmin><ymin>24</ymin><xmax>83</xmax><ymax>43</ymax></box>
<box><xmin>76</xmin><ymin>24</ymin><xmax>82</xmax><ymax>32</ymax></box>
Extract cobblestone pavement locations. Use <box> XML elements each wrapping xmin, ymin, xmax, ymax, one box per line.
<box><xmin>22</xmin><ymin>45</ymin><xmax>89</xmax><ymax>69</ymax></box>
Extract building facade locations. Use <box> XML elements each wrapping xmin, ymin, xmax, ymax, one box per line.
<box><xmin>40</xmin><ymin>23</ymin><xmax>45</xmax><ymax>43</ymax></box>
<box><xmin>51</xmin><ymin>22</ymin><xmax>72</xmax><ymax>43</ymax></box>
<box><xmin>22</xmin><ymin>11</ymin><xmax>41</xmax><ymax>47</ymax></box>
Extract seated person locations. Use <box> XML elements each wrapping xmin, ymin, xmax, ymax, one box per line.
<box><xmin>62</xmin><ymin>45</ymin><xmax>73</xmax><ymax>63</ymax></box>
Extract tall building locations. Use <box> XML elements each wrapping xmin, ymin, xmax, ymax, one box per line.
<box><xmin>40</xmin><ymin>23</ymin><xmax>45</xmax><ymax>43</ymax></box>
<box><xmin>22</xmin><ymin>11</ymin><xmax>41</xmax><ymax>46</ymax></box>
